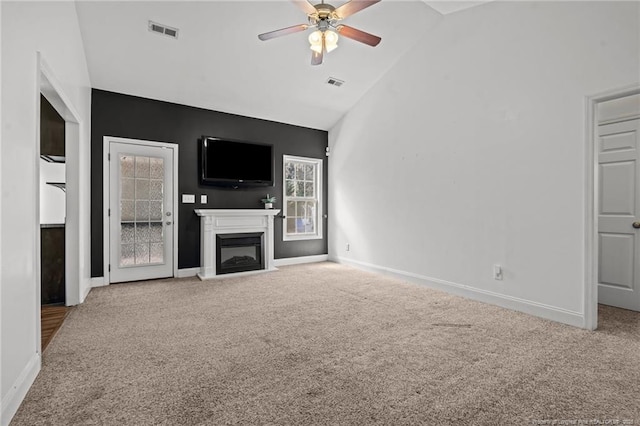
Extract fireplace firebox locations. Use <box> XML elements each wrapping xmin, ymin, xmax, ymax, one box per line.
<box><xmin>216</xmin><ymin>233</ymin><xmax>264</xmax><ymax>275</ymax></box>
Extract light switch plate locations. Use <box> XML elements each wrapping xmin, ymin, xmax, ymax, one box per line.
<box><xmin>182</xmin><ymin>194</ymin><xmax>195</xmax><ymax>204</ymax></box>
<box><xmin>200</xmin><ymin>195</ymin><xmax>208</xmax><ymax>204</ymax></box>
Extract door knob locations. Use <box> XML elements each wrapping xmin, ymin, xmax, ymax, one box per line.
<box><xmin>166</xmin><ymin>221</ymin><xmax>172</xmax><ymax>225</ymax></box>
<box><xmin>166</xmin><ymin>212</ymin><xmax>172</xmax><ymax>216</ymax></box>
<box><xmin>633</xmin><ymin>221</ymin><xmax>640</xmax><ymax>229</ymax></box>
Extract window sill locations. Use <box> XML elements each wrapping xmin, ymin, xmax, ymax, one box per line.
<box><xmin>283</xmin><ymin>234</ymin><xmax>323</xmax><ymax>242</ymax></box>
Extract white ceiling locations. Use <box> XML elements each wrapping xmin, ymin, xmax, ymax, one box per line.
<box><xmin>75</xmin><ymin>1</ymin><xmax>486</xmax><ymax>130</ymax></box>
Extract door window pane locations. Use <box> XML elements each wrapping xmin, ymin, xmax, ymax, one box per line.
<box><xmin>119</xmin><ymin>154</ymin><xmax>165</xmax><ymax>267</ymax></box>
<box><xmin>135</xmin><ymin>156</ymin><xmax>150</xmax><ymax>178</ymax></box>
<box><xmin>121</xmin><ymin>200</ymin><xmax>134</xmax><ymax>221</ymax></box>
<box><xmin>149</xmin><ymin>180</ymin><xmax>163</xmax><ymax>200</ymax></box>
<box><xmin>150</xmin><ymin>201</ymin><xmax>163</xmax><ymax>220</ymax></box>
<box><xmin>135</xmin><ymin>243</ymin><xmax>150</xmax><ymax>265</ymax></box>
<box><xmin>121</xmin><ymin>178</ymin><xmax>135</xmax><ymax>200</ymax></box>
<box><xmin>121</xmin><ymin>156</ymin><xmax>134</xmax><ymax>178</ymax></box>
<box><xmin>121</xmin><ymin>244</ymin><xmax>135</xmax><ymax>266</ymax></box>
<box><xmin>150</xmin><ymin>243</ymin><xmax>164</xmax><ymax>263</ymax></box>
<box><xmin>150</xmin><ymin>223</ymin><xmax>163</xmax><ymax>242</ymax></box>
<box><xmin>121</xmin><ymin>223</ymin><xmax>135</xmax><ymax>244</ymax></box>
<box><xmin>135</xmin><ymin>179</ymin><xmax>149</xmax><ymax>199</ymax></box>
<box><xmin>135</xmin><ymin>201</ymin><xmax>150</xmax><ymax>221</ymax></box>
<box><xmin>149</xmin><ymin>157</ymin><xmax>164</xmax><ymax>179</ymax></box>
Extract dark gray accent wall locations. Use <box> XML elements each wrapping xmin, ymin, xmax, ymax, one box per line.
<box><xmin>91</xmin><ymin>89</ymin><xmax>328</xmax><ymax>277</ymax></box>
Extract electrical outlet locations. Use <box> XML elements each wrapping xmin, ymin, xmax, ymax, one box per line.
<box><xmin>346</xmin><ymin>243</ymin><xmax>350</xmax><ymax>252</ymax></box>
<box><xmin>200</xmin><ymin>194</ymin><xmax>208</xmax><ymax>204</ymax></box>
<box><xmin>493</xmin><ymin>264</ymin><xmax>503</xmax><ymax>280</ymax></box>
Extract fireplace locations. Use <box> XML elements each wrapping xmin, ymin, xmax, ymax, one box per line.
<box><xmin>216</xmin><ymin>232</ymin><xmax>264</xmax><ymax>275</ymax></box>
<box><xmin>195</xmin><ymin>209</ymin><xmax>279</xmax><ymax>279</ymax></box>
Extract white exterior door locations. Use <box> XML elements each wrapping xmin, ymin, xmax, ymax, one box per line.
<box><xmin>109</xmin><ymin>141</ymin><xmax>175</xmax><ymax>283</ymax></box>
<box><xmin>597</xmin><ymin>118</ymin><xmax>640</xmax><ymax>311</ymax></box>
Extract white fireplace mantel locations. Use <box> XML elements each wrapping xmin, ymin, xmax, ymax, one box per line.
<box><xmin>194</xmin><ymin>209</ymin><xmax>281</xmax><ymax>280</ymax></box>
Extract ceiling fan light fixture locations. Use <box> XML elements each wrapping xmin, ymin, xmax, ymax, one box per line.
<box><xmin>310</xmin><ymin>44</ymin><xmax>323</xmax><ymax>54</ymax></box>
<box><xmin>309</xmin><ymin>29</ymin><xmax>338</xmax><ymax>54</ymax></box>
<box><xmin>324</xmin><ymin>30</ymin><xmax>339</xmax><ymax>52</ymax></box>
<box><xmin>309</xmin><ymin>30</ymin><xmax>323</xmax><ymax>53</ymax></box>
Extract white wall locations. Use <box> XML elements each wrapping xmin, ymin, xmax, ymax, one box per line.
<box><xmin>39</xmin><ymin>161</ymin><xmax>66</xmax><ymax>225</ymax></box>
<box><xmin>0</xmin><ymin>2</ymin><xmax>91</xmax><ymax>424</ymax></box>
<box><xmin>329</xmin><ymin>1</ymin><xmax>640</xmax><ymax>326</ymax></box>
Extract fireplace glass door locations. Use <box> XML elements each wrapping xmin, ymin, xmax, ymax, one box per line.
<box><xmin>216</xmin><ymin>233</ymin><xmax>264</xmax><ymax>275</ymax></box>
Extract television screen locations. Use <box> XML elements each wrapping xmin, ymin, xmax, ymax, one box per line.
<box><xmin>200</xmin><ymin>137</ymin><xmax>274</xmax><ymax>187</ymax></box>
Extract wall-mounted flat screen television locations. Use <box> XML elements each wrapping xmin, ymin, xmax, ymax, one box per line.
<box><xmin>200</xmin><ymin>136</ymin><xmax>274</xmax><ymax>188</ymax></box>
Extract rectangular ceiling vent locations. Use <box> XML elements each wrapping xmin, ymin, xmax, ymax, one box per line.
<box><xmin>148</xmin><ymin>21</ymin><xmax>179</xmax><ymax>39</ymax></box>
<box><xmin>326</xmin><ymin>77</ymin><xmax>345</xmax><ymax>87</ymax></box>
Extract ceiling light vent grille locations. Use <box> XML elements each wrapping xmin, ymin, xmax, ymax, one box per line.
<box><xmin>148</xmin><ymin>21</ymin><xmax>179</xmax><ymax>39</ymax></box>
<box><xmin>326</xmin><ymin>77</ymin><xmax>345</xmax><ymax>87</ymax></box>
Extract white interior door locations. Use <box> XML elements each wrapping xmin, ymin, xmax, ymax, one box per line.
<box><xmin>109</xmin><ymin>141</ymin><xmax>174</xmax><ymax>283</ymax></box>
<box><xmin>597</xmin><ymin>118</ymin><xmax>640</xmax><ymax>311</ymax></box>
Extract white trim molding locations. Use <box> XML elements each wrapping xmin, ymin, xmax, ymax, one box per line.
<box><xmin>273</xmin><ymin>254</ymin><xmax>329</xmax><ymax>267</ymax></box>
<box><xmin>176</xmin><ymin>267</ymin><xmax>200</xmax><ymax>278</ymax></box>
<box><xmin>90</xmin><ymin>276</ymin><xmax>108</xmax><ymax>288</ymax></box>
<box><xmin>1</xmin><ymin>353</ymin><xmax>40</xmax><ymax>426</ymax></box>
<box><xmin>39</xmin><ymin>53</ymin><xmax>84</xmax><ymax>309</ymax></box>
<box><xmin>333</xmin><ymin>256</ymin><xmax>585</xmax><ymax>328</ymax></box>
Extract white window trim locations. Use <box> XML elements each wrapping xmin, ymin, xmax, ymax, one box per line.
<box><xmin>282</xmin><ymin>155</ymin><xmax>323</xmax><ymax>241</ymax></box>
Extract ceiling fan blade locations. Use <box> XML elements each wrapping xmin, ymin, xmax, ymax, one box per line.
<box><xmin>311</xmin><ymin>43</ymin><xmax>324</xmax><ymax>66</ymax></box>
<box><xmin>334</xmin><ymin>0</ymin><xmax>381</xmax><ymax>19</ymax></box>
<box><xmin>258</xmin><ymin>24</ymin><xmax>309</xmax><ymax>41</ymax></box>
<box><xmin>311</xmin><ymin>32</ymin><xmax>325</xmax><ymax>65</ymax></box>
<box><xmin>336</xmin><ymin>25</ymin><xmax>381</xmax><ymax>47</ymax></box>
<box><xmin>291</xmin><ymin>0</ymin><xmax>317</xmax><ymax>16</ymax></box>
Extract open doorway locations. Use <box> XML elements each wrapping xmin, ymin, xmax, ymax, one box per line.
<box><xmin>586</xmin><ymin>87</ymin><xmax>640</xmax><ymax>330</ymax></box>
<box><xmin>39</xmin><ymin>94</ymin><xmax>68</xmax><ymax>350</ymax></box>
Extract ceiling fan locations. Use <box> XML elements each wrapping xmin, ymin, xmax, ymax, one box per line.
<box><xmin>258</xmin><ymin>0</ymin><xmax>382</xmax><ymax>66</ymax></box>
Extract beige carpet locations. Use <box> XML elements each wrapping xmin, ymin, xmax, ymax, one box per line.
<box><xmin>12</xmin><ymin>262</ymin><xmax>640</xmax><ymax>425</ymax></box>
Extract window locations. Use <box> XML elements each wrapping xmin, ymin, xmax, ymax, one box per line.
<box><xmin>283</xmin><ymin>155</ymin><xmax>323</xmax><ymax>241</ymax></box>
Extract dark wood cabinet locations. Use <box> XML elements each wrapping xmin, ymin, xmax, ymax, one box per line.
<box><xmin>41</xmin><ymin>225</ymin><xmax>65</xmax><ymax>305</ymax></box>
<box><xmin>40</xmin><ymin>95</ymin><xmax>65</xmax><ymax>158</ymax></box>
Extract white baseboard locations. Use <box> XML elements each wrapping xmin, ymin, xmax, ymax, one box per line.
<box><xmin>90</xmin><ymin>276</ymin><xmax>107</xmax><ymax>288</ymax></box>
<box><xmin>176</xmin><ymin>267</ymin><xmax>200</xmax><ymax>278</ymax></box>
<box><xmin>1</xmin><ymin>353</ymin><xmax>41</xmax><ymax>426</ymax></box>
<box><xmin>333</xmin><ymin>256</ymin><xmax>585</xmax><ymax>328</ymax></box>
<box><xmin>273</xmin><ymin>254</ymin><xmax>329</xmax><ymax>267</ymax></box>
<box><xmin>80</xmin><ymin>278</ymin><xmax>92</xmax><ymax>303</ymax></box>
<box><xmin>81</xmin><ymin>277</ymin><xmax>108</xmax><ymax>302</ymax></box>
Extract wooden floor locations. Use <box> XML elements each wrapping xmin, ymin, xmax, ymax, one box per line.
<box><xmin>41</xmin><ymin>305</ymin><xmax>69</xmax><ymax>351</ymax></box>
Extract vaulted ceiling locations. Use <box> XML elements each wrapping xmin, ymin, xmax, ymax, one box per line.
<box><xmin>76</xmin><ymin>1</ymin><xmax>490</xmax><ymax>130</ymax></box>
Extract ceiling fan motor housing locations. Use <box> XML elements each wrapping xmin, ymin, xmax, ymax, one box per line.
<box><xmin>309</xmin><ymin>3</ymin><xmax>339</xmax><ymax>26</ymax></box>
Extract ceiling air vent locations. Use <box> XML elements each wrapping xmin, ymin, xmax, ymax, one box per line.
<box><xmin>148</xmin><ymin>21</ymin><xmax>179</xmax><ymax>39</ymax></box>
<box><xmin>326</xmin><ymin>77</ymin><xmax>345</xmax><ymax>87</ymax></box>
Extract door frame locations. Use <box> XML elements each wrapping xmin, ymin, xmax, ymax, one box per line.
<box><xmin>36</xmin><ymin>53</ymin><xmax>85</xmax><ymax>356</ymax></box>
<box><xmin>102</xmin><ymin>136</ymin><xmax>179</xmax><ymax>284</ymax></box>
<box><xmin>585</xmin><ymin>84</ymin><xmax>640</xmax><ymax>330</ymax></box>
